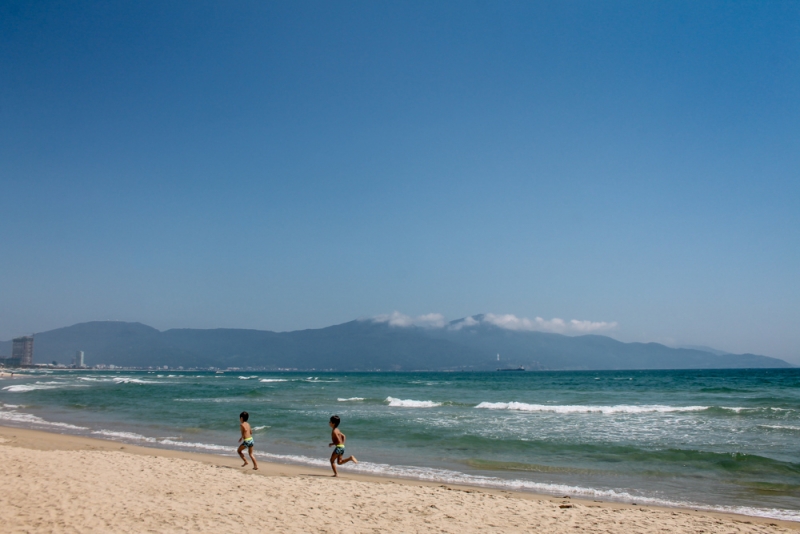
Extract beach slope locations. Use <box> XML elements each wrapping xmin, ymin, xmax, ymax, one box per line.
<box><xmin>0</xmin><ymin>427</ymin><xmax>796</xmax><ymax>533</ymax></box>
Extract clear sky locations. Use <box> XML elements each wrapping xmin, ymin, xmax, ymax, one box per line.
<box><xmin>1</xmin><ymin>1</ymin><xmax>798</xmax><ymax>363</ymax></box>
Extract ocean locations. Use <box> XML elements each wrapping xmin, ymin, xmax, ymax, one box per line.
<box><xmin>1</xmin><ymin>368</ymin><xmax>798</xmax><ymax>521</ymax></box>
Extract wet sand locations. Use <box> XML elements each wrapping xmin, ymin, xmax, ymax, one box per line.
<box><xmin>0</xmin><ymin>425</ymin><xmax>797</xmax><ymax>533</ymax></box>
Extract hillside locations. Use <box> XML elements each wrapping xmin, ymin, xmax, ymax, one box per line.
<box><xmin>1</xmin><ymin>317</ymin><xmax>792</xmax><ymax>370</ymax></box>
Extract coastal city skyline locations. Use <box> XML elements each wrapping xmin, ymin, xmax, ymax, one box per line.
<box><xmin>2</xmin><ymin>2</ymin><xmax>798</xmax><ymax>363</ymax></box>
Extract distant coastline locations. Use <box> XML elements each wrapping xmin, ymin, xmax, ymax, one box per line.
<box><xmin>0</xmin><ymin>318</ymin><xmax>792</xmax><ymax>371</ymax></box>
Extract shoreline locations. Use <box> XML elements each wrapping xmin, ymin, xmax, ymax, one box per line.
<box><xmin>1</xmin><ymin>425</ymin><xmax>798</xmax><ymax>532</ymax></box>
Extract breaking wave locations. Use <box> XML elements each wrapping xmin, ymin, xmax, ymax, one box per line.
<box><xmin>474</xmin><ymin>402</ymin><xmax>710</xmax><ymax>414</ymax></box>
<box><xmin>92</xmin><ymin>430</ymin><xmax>157</xmax><ymax>442</ymax></box>
<box><xmin>0</xmin><ymin>406</ymin><xmax>88</xmax><ymax>430</ymax></box>
<box><xmin>111</xmin><ymin>377</ymin><xmax>162</xmax><ymax>385</ymax></box>
<box><xmin>2</xmin><ymin>381</ymin><xmax>87</xmax><ymax>393</ymax></box>
<box><xmin>386</xmin><ymin>397</ymin><xmax>442</xmax><ymax>408</ymax></box>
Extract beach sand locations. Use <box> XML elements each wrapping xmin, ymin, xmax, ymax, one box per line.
<box><xmin>0</xmin><ymin>426</ymin><xmax>796</xmax><ymax>533</ymax></box>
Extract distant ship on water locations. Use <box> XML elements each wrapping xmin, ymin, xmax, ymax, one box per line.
<box><xmin>495</xmin><ymin>353</ymin><xmax>525</xmax><ymax>371</ymax></box>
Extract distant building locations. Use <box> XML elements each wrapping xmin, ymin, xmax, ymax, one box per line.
<box><xmin>12</xmin><ymin>336</ymin><xmax>34</xmax><ymax>366</ymax></box>
<box><xmin>73</xmin><ymin>351</ymin><xmax>85</xmax><ymax>368</ymax></box>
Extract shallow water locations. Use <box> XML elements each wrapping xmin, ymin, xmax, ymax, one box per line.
<box><xmin>1</xmin><ymin>368</ymin><xmax>798</xmax><ymax>521</ymax></box>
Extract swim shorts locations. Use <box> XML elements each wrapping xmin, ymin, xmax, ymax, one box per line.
<box><xmin>243</xmin><ymin>437</ymin><xmax>254</xmax><ymax>448</ymax></box>
<box><xmin>333</xmin><ymin>445</ymin><xmax>345</xmax><ymax>456</ymax></box>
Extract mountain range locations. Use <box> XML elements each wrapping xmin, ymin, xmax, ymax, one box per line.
<box><xmin>0</xmin><ymin>316</ymin><xmax>792</xmax><ymax>370</ymax></box>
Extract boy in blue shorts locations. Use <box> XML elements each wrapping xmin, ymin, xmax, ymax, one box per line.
<box><xmin>328</xmin><ymin>415</ymin><xmax>358</xmax><ymax>476</ymax></box>
<box><xmin>237</xmin><ymin>411</ymin><xmax>258</xmax><ymax>470</ymax></box>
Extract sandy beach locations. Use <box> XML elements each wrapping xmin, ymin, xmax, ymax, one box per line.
<box><xmin>0</xmin><ymin>426</ymin><xmax>796</xmax><ymax>533</ymax></box>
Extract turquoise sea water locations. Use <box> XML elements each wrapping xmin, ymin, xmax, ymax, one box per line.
<box><xmin>1</xmin><ymin>369</ymin><xmax>798</xmax><ymax>521</ymax></box>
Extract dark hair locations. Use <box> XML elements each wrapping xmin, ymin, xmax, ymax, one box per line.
<box><xmin>240</xmin><ymin>411</ymin><xmax>249</xmax><ymax>422</ymax></box>
<box><xmin>329</xmin><ymin>415</ymin><xmax>340</xmax><ymax>428</ymax></box>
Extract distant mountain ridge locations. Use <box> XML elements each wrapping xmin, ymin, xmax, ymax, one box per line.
<box><xmin>0</xmin><ymin>317</ymin><xmax>792</xmax><ymax>370</ymax></box>
<box><xmin>678</xmin><ymin>345</ymin><xmax>730</xmax><ymax>356</ymax></box>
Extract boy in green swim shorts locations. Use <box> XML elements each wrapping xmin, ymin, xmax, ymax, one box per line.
<box><xmin>237</xmin><ymin>411</ymin><xmax>258</xmax><ymax>470</ymax></box>
<box><xmin>328</xmin><ymin>415</ymin><xmax>357</xmax><ymax>477</ymax></box>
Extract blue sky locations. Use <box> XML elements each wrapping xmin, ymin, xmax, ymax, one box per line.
<box><xmin>1</xmin><ymin>1</ymin><xmax>798</xmax><ymax>362</ymax></box>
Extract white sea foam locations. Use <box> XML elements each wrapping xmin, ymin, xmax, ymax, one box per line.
<box><xmin>0</xmin><ymin>408</ymin><xmax>88</xmax><ymax>430</ymax></box>
<box><xmin>252</xmin><ymin>425</ymin><xmax>269</xmax><ymax>432</ymax></box>
<box><xmin>338</xmin><ymin>397</ymin><xmax>365</xmax><ymax>402</ymax></box>
<box><xmin>112</xmin><ymin>377</ymin><xmax>160</xmax><ymax>385</ymax></box>
<box><xmin>303</xmin><ymin>377</ymin><xmax>339</xmax><ymax>382</ymax></box>
<box><xmin>158</xmin><ymin>439</ymin><xmax>232</xmax><ymax>452</ymax></box>
<box><xmin>474</xmin><ymin>402</ymin><xmax>709</xmax><ymax>414</ymax></box>
<box><xmin>758</xmin><ymin>424</ymin><xmax>800</xmax><ymax>432</ymax></box>
<box><xmin>77</xmin><ymin>377</ymin><xmax>122</xmax><ymax>383</ymax></box>
<box><xmin>249</xmin><ymin>451</ymin><xmax>800</xmax><ymax>522</ymax></box>
<box><xmin>722</xmin><ymin>406</ymin><xmax>794</xmax><ymax>414</ymax></box>
<box><xmin>92</xmin><ymin>430</ymin><xmax>157</xmax><ymax>443</ymax></box>
<box><xmin>2</xmin><ymin>382</ymin><xmax>80</xmax><ymax>393</ymax></box>
<box><xmin>259</xmin><ymin>379</ymin><xmax>288</xmax><ymax>383</ymax></box>
<box><xmin>174</xmin><ymin>397</ymin><xmax>256</xmax><ymax>403</ymax></box>
<box><xmin>238</xmin><ymin>376</ymin><xmax>258</xmax><ymax>380</ymax></box>
<box><xmin>386</xmin><ymin>397</ymin><xmax>442</xmax><ymax>408</ymax></box>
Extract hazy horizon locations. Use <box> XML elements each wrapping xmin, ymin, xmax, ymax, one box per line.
<box><xmin>2</xmin><ymin>2</ymin><xmax>798</xmax><ymax>364</ymax></box>
<box><xmin>1</xmin><ymin>312</ymin><xmax>795</xmax><ymax>364</ymax></box>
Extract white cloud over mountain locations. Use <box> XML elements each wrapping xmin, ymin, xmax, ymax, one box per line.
<box><xmin>479</xmin><ymin>313</ymin><xmax>617</xmax><ymax>333</ymax></box>
<box><xmin>371</xmin><ymin>312</ymin><xmax>617</xmax><ymax>334</ymax></box>
<box><xmin>372</xmin><ymin>312</ymin><xmax>447</xmax><ymax>328</ymax></box>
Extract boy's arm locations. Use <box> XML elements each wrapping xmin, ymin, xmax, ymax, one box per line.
<box><xmin>238</xmin><ymin>422</ymin><xmax>245</xmax><ymax>442</ymax></box>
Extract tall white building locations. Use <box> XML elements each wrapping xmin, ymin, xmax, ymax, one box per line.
<box><xmin>74</xmin><ymin>351</ymin><xmax>85</xmax><ymax>368</ymax></box>
<box><xmin>12</xmin><ymin>336</ymin><xmax>34</xmax><ymax>366</ymax></box>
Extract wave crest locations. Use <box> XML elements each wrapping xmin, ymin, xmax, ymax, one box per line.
<box><xmin>386</xmin><ymin>397</ymin><xmax>442</xmax><ymax>408</ymax></box>
<box><xmin>112</xmin><ymin>377</ymin><xmax>160</xmax><ymax>385</ymax></box>
<box><xmin>0</xmin><ymin>407</ymin><xmax>88</xmax><ymax>430</ymax></box>
<box><xmin>2</xmin><ymin>381</ymin><xmax>87</xmax><ymax>393</ymax></box>
<box><xmin>474</xmin><ymin>402</ymin><xmax>709</xmax><ymax>414</ymax></box>
<box><xmin>92</xmin><ymin>430</ymin><xmax>157</xmax><ymax>442</ymax></box>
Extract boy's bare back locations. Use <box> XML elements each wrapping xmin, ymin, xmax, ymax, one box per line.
<box><xmin>241</xmin><ymin>421</ymin><xmax>252</xmax><ymax>440</ymax></box>
<box><xmin>331</xmin><ymin>427</ymin><xmax>345</xmax><ymax>445</ymax></box>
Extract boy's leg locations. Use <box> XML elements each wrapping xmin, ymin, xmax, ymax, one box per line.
<box><xmin>337</xmin><ymin>455</ymin><xmax>358</xmax><ymax>465</ymax></box>
<box><xmin>248</xmin><ymin>446</ymin><xmax>258</xmax><ymax>470</ymax></box>
<box><xmin>237</xmin><ymin>444</ymin><xmax>248</xmax><ymax>467</ymax></box>
<box><xmin>329</xmin><ymin>451</ymin><xmax>340</xmax><ymax>476</ymax></box>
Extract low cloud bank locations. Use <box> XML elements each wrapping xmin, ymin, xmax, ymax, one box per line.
<box><xmin>371</xmin><ymin>312</ymin><xmax>617</xmax><ymax>334</ymax></box>
<box><xmin>479</xmin><ymin>314</ymin><xmax>617</xmax><ymax>334</ymax></box>
<box><xmin>372</xmin><ymin>312</ymin><xmax>446</xmax><ymax>328</ymax></box>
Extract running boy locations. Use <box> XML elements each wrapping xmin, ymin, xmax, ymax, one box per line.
<box><xmin>237</xmin><ymin>411</ymin><xmax>258</xmax><ymax>470</ymax></box>
<box><xmin>328</xmin><ymin>415</ymin><xmax>357</xmax><ymax>477</ymax></box>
